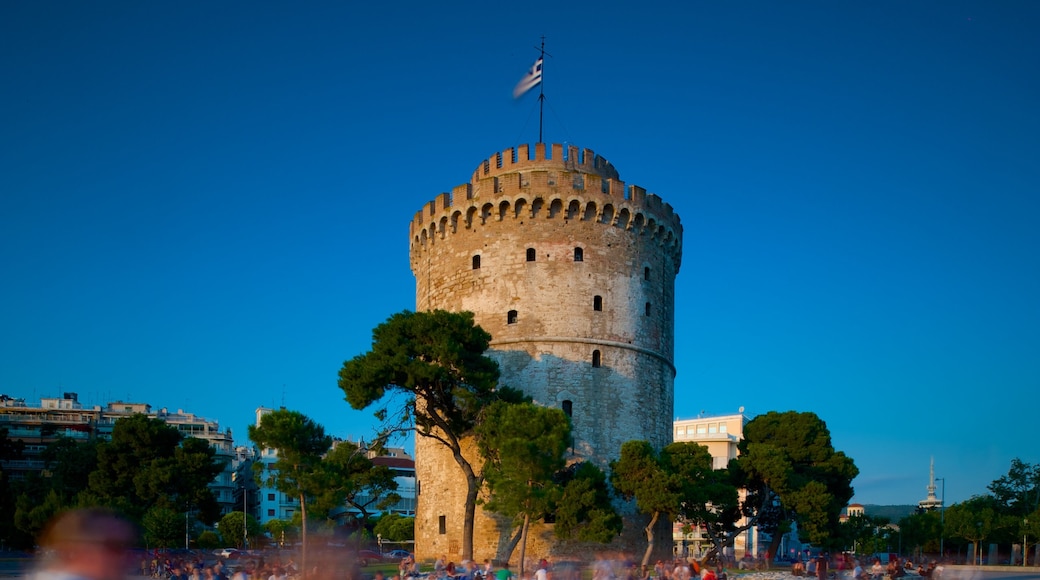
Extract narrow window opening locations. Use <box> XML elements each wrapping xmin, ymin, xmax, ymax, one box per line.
<box><xmin>472</xmin><ymin>255</ymin><xmax>481</xmax><ymax>269</ymax></box>
<box><xmin>507</xmin><ymin>310</ymin><xmax>518</xmax><ymax>324</ymax></box>
<box><xmin>526</xmin><ymin>248</ymin><xmax>536</xmax><ymax>262</ymax></box>
<box><xmin>562</xmin><ymin>400</ymin><xmax>573</xmax><ymax>417</ymax></box>
<box><xmin>574</xmin><ymin>247</ymin><xmax>584</xmax><ymax>262</ymax></box>
<box><xmin>438</xmin><ymin>516</ymin><xmax>446</xmax><ymax>534</ymax></box>
<box><xmin>592</xmin><ymin>350</ymin><xmax>601</xmax><ymax>368</ymax></box>
<box><xmin>645</xmin><ymin>302</ymin><xmax>651</xmax><ymax>317</ymax></box>
<box><xmin>644</xmin><ymin>266</ymin><xmax>650</xmax><ymax>280</ymax></box>
<box><xmin>593</xmin><ymin>295</ymin><xmax>603</xmax><ymax>311</ymax></box>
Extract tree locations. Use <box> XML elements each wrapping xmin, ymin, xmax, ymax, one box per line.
<box><xmin>716</xmin><ymin>411</ymin><xmax>858</xmax><ymax>555</ymax></box>
<box><xmin>198</xmin><ymin>530</ymin><xmax>222</xmax><ymax>550</ymax></box>
<box><xmin>476</xmin><ymin>401</ymin><xmax>570</xmax><ymax>575</ymax></box>
<box><xmin>0</xmin><ymin>427</ymin><xmax>26</xmax><ymax>548</ymax></box>
<box><xmin>220</xmin><ymin>511</ymin><xmax>263</xmax><ymax>549</ymax></box>
<box><xmin>988</xmin><ymin>459</ymin><xmax>1040</xmax><ymax>518</ymax></box>
<box><xmin>553</xmin><ymin>461</ymin><xmax>623</xmax><ymax>543</ymax></box>
<box><xmin>945</xmin><ymin>496</ymin><xmax>1000</xmax><ymax>564</ymax></box>
<box><xmin>142</xmin><ymin>505</ymin><xmax>183</xmax><ymax>549</ymax></box>
<box><xmin>264</xmin><ymin>519</ymin><xmax>298</xmax><ymax>548</ymax></box>
<box><xmin>40</xmin><ymin>437</ymin><xmax>99</xmax><ymax>502</ymax></box>
<box><xmin>611</xmin><ymin>440</ymin><xmax>720</xmax><ymax>567</ymax></box>
<box><xmin>249</xmin><ymin>409</ymin><xmax>331</xmax><ymax>575</ymax></box>
<box><xmin>85</xmin><ymin>414</ymin><xmax>224</xmax><ymax>523</ymax></box>
<box><xmin>896</xmin><ymin>511</ymin><xmax>941</xmax><ymax>556</ymax></box>
<box><xmin>839</xmin><ymin>513</ymin><xmax>892</xmax><ymax>555</ymax></box>
<box><xmin>311</xmin><ymin>440</ymin><xmax>400</xmax><ymax>541</ymax></box>
<box><xmin>373</xmin><ymin>513</ymin><xmax>415</xmax><ymax>542</ymax></box>
<box><xmin>338</xmin><ymin>309</ymin><xmax>524</xmax><ymax>560</ymax></box>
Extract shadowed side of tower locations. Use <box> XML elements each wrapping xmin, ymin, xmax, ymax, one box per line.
<box><xmin>409</xmin><ymin>143</ymin><xmax>683</xmax><ymax>563</ymax></box>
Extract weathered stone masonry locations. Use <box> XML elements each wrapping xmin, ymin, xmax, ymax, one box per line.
<box><xmin>409</xmin><ymin>143</ymin><xmax>683</xmax><ymax>562</ymax></box>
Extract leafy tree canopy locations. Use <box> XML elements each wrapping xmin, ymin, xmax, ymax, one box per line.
<box><xmin>732</xmin><ymin>410</ymin><xmax>858</xmax><ymax>548</ymax></box>
<box><xmin>338</xmin><ymin>309</ymin><xmax>525</xmax><ymax>560</ymax></box>
<box><xmin>612</xmin><ymin>440</ymin><xmax>721</xmax><ymax>566</ymax></box>
<box><xmin>85</xmin><ymin>414</ymin><xmax>224</xmax><ymax>522</ymax></box>
<box><xmin>373</xmin><ymin>513</ymin><xmax>415</xmax><ymax>542</ymax></box>
<box><xmin>553</xmin><ymin>461</ymin><xmax>622</xmax><ymax>543</ymax></box>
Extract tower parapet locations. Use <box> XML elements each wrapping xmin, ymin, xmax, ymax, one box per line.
<box><xmin>410</xmin><ymin>144</ymin><xmax>682</xmax><ymax>270</ymax></box>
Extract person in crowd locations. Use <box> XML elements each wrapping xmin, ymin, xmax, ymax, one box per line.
<box><xmin>495</xmin><ymin>562</ymin><xmax>513</xmax><ymax>580</ymax></box>
<box><xmin>814</xmin><ymin>553</ymin><xmax>829</xmax><ymax>580</ymax></box>
<box><xmin>28</xmin><ymin>508</ymin><xmax>138</xmax><ymax>580</ymax></box>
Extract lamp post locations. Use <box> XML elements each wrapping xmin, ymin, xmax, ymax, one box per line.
<box><xmin>936</xmin><ymin>477</ymin><xmax>945</xmax><ymax>558</ymax></box>
<box><xmin>1024</xmin><ymin>518</ymin><xmax>1029</xmax><ymax>567</ymax></box>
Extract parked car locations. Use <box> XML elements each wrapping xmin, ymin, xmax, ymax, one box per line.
<box><xmin>386</xmin><ymin>549</ymin><xmax>413</xmax><ymax>560</ymax></box>
<box><xmin>357</xmin><ymin>550</ymin><xmax>384</xmax><ymax>566</ymax></box>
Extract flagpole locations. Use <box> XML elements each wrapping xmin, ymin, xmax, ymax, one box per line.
<box><xmin>537</xmin><ymin>37</ymin><xmax>547</xmax><ymax>143</ymax></box>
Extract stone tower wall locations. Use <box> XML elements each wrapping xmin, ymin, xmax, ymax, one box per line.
<box><xmin>409</xmin><ymin>143</ymin><xmax>683</xmax><ymax>563</ymax></box>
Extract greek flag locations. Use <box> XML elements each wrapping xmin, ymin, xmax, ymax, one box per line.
<box><xmin>513</xmin><ymin>57</ymin><xmax>543</xmax><ymax>98</ymax></box>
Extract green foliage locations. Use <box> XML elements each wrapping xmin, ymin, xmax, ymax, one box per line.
<box><xmin>611</xmin><ymin>441</ymin><xmax>676</xmax><ymax>515</ymax></box>
<box><xmin>264</xmin><ymin>519</ymin><xmax>299</xmax><ymax>546</ymax></box>
<box><xmin>85</xmin><ymin>414</ymin><xmax>224</xmax><ymax>522</ymax></box>
<box><xmin>310</xmin><ymin>440</ymin><xmax>400</xmax><ymax>525</ymax></box>
<box><xmin>987</xmin><ymin>458</ymin><xmax>1040</xmax><ymax>517</ymax></box>
<box><xmin>197</xmin><ymin>530</ymin><xmax>222</xmax><ymax>549</ymax></box>
<box><xmin>838</xmin><ymin>514</ymin><xmax>894</xmax><ymax>555</ymax></box>
<box><xmin>41</xmin><ymin>437</ymin><xmax>99</xmax><ymax>501</ymax></box>
<box><xmin>476</xmin><ymin>401</ymin><xmax>571</xmax><ymax>566</ymax></box>
<box><xmin>142</xmin><ymin>505</ymin><xmax>183</xmax><ymax>549</ymax></box>
<box><xmin>339</xmin><ymin>310</ymin><xmax>508</xmax><ymax>438</ymax></box>
<box><xmin>896</xmin><ymin>510</ymin><xmax>941</xmax><ymax>553</ymax></box>
<box><xmin>734</xmin><ymin>410</ymin><xmax>858</xmax><ymax>547</ymax></box>
<box><xmin>373</xmin><ymin>513</ymin><xmax>414</xmax><ymax>542</ymax></box>
<box><xmin>14</xmin><ymin>488</ymin><xmax>64</xmax><ymax>541</ymax></box>
<box><xmin>477</xmin><ymin>401</ymin><xmax>570</xmax><ymax>521</ymax></box>
<box><xmin>553</xmin><ymin>462</ymin><xmax>622</xmax><ymax>543</ymax></box>
<box><xmin>248</xmin><ymin>409</ymin><xmax>331</xmax><ymax>500</ymax></box>
<box><xmin>219</xmin><ymin>511</ymin><xmax>263</xmax><ymax>549</ymax></box>
<box><xmin>611</xmin><ymin>440</ymin><xmax>723</xmax><ymax>565</ymax></box>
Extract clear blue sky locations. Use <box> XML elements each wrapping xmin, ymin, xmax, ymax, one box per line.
<box><xmin>2</xmin><ymin>1</ymin><xmax>1037</xmax><ymax>507</ymax></box>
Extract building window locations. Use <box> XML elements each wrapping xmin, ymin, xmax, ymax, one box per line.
<box><xmin>593</xmin><ymin>295</ymin><xmax>603</xmax><ymax>311</ymax></box>
<box><xmin>720</xmin><ymin>423</ymin><xmax>727</xmax><ymax>433</ymax></box>
<box><xmin>562</xmin><ymin>400</ymin><xmax>572</xmax><ymax>417</ymax></box>
<box><xmin>268</xmin><ymin>509</ymin><xmax>275</xmax><ymax>517</ymax></box>
<box><xmin>645</xmin><ymin>302</ymin><xmax>651</xmax><ymax>316</ymax></box>
<box><xmin>526</xmin><ymin>248</ymin><xmax>536</xmax><ymax>261</ymax></box>
<box><xmin>697</xmin><ymin>424</ymin><xmax>707</xmax><ymax>435</ymax></box>
<box><xmin>268</xmin><ymin>493</ymin><xmax>275</xmax><ymax>501</ymax></box>
<box><xmin>574</xmin><ymin>247</ymin><xmax>584</xmax><ymax>261</ymax></box>
<box><xmin>439</xmin><ymin>516</ymin><xmax>446</xmax><ymax>534</ymax></box>
<box><xmin>644</xmin><ymin>266</ymin><xmax>650</xmax><ymax>280</ymax></box>
<box><xmin>507</xmin><ymin>310</ymin><xmax>518</xmax><ymax>324</ymax></box>
<box><xmin>472</xmin><ymin>255</ymin><xmax>481</xmax><ymax>269</ymax></box>
<box><xmin>592</xmin><ymin>350</ymin><xmax>601</xmax><ymax>368</ymax></box>
<box><xmin>708</xmin><ymin>423</ymin><xmax>718</xmax><ymax>434</ymax></box>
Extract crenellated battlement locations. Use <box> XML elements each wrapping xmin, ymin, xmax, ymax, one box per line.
<box><xmin>409</xmin><ymin>144</ymin><xmax>683</xmax><ymax>265</ymax></box>
<box><xmin>470</xmin><ymin>143</ymin><xmax>621</xmax><ymax>182</ymax></box>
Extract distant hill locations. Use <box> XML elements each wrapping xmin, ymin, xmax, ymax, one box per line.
<box><xmin>862</xmin><ymin>504</ymin><xmax>917</xmax><ymax>522</ymax></box>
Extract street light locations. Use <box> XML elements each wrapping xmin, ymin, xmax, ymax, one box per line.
<box><xmin>936</xmin><ymin>477</ymin><xmax>945</xmax><ymax>558</ymax></box>
<box><xmin>1024</xmin><ymin>518</ymin><xmax>1029</xmax><ymax>567</ymax></box>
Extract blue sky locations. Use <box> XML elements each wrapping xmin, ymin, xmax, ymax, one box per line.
<box><xmin>2</xmin><ymin>1</ymin><xmax>1037</xmax><ymax>507</ymax></box>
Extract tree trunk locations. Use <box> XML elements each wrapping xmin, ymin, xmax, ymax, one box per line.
<box><xmin>498</xmin><ymin>526</ymin><xmax>523</xmax><ymax>566</ymax></box>
<box><xmin>766</xmin><ymin>532</ymin><xmax>783</xmax><ymax>569</ymax></box>
<box><xmin>463</xmin><ymin>472</ymin><xmax>479</xmax><ymax>561</ymax></box>
<box><xmin>642</xmin><ymin>511</ymin><xmax>659</xmax><ymax>568</ymax></box>
<box><xmin>519</xmin><ymin>513</ymin><xmax>530</xmax><ymax>579</ymax></box>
